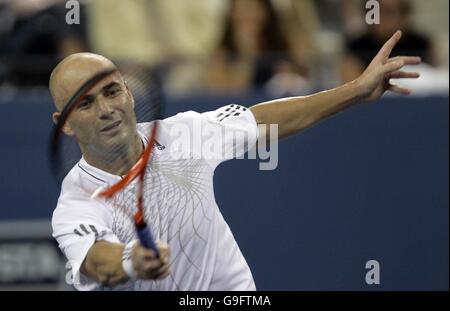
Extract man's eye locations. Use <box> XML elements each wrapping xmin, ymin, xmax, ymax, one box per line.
<box><xmin>77</xmin><ymin>100</ymin><xmax>91</xmax><ymax>109</ymax></box>
<box><xmin>106</xmin><ymin>88</ymin><xmax>120</xmax><ymax>97</ymax></box>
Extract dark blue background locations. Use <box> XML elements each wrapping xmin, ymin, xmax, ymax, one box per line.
<box><xmin>0</xmin><ymin>91</ymin><xmax>448</xmax><ymax>290</ymax></box>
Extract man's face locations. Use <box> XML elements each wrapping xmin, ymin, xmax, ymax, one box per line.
<box><xmin>66</xmin><ymin>73</ymin><xmax>137</xmax><ymax>159</ymax></box>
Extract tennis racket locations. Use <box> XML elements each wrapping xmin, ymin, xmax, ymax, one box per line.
<box><xmin>49</xmin><ymin>64</ymin><xmax>163</xmax><ymax>257</ymax></box>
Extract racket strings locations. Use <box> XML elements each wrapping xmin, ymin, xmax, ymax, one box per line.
<box><xmin>100</xmin><ymin>66</ymin><xmax>162</xmax><ymax>233</ymax></box>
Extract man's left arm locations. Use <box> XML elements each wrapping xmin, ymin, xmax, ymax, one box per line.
<box><xmin>250</xmin><ymin>31</ymin><xmax>421</xmax><ymax>140</ymax></box>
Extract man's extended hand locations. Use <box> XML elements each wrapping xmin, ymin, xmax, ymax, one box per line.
<box><xmin>355</xmin><ymin>30</ymin><xmax>422</xmax><ymax>102</ymax></box>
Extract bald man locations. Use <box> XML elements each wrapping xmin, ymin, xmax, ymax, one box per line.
<box><xmin>50</xmin><ymin>54</ymin><xmax>145</xmax><ymax>176</ymax></box>
<box><xmin>51</xmin><ymin>31</ymin><xmax>421</xmax><ymax>290</ymax></box>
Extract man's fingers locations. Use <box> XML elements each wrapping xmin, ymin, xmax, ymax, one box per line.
<box><xmin>383</xmin><ymin>60</ymin><xmax>405</xmax><ymax>74</ymax></box>
<box><xmin>159</xmin><ymin>251</ymin><xmax>170</xmax><ymax>265</ymax></box>
<box><xmin>153</xmin><ymin>263</ymin><xmax>171</xmax><ymax>279</ymax></box>
<box><xmin>387</xmin><ymin>56</ymin><xmax>422</xmax><ymax>65</ymax></box>
<box><xmin>156</xmin><ymin>240</ymin><xmax>168</xmax><ymax>248</ymax></box>
<box><xmin>389</xmin><ymin>84</ymin><xmax>412</xmax><ymax>95</ymax></box>
<box><xmin>153</xmin><ymin>262</ymin><xmax>170</xmax><ymax>275</ymax></box>
<box><xmin>156</xmin><ymin>241</ymin><xmax>169</xmax><ymax>254</ymax></box>
<box><xmin>388</xmin><ymin>71</ymin><xmax>420</xmax><ymax>79</ymax></box>
<box><xmin>141</xmin><ymin>248</ymin><xmax>157</xmax><ymax>260</ymax></box>
<box><xmin>141</xmin><ymin>260</ymin><xmax>170</xmax><ymax>279</ymax></box>
<box><xmin>142</xmin><ymin>259</ymin><xmax>164</xmax><ymax>272</ymax></box>
<box><xmin>154</xmin><ymin>266</ymin><xmax>171</xmax><ymax>279</ymax></box>
<box><xmin>159</xmin><ymin>246</ymin><xmax>170</xmax><ymax>257</ymax></box>
<box><xmin>134</xmin><ymin>240</ymin><xmax>171</xmax><ymax>279</ymax></box>
<box><xmin>139</xmin><ymin>241</ymin><xmax>169</xmax><ymax>259</ymax></box>
<box><xmin>157</xmin><ymin>242</ymin><xmax>171</xmax><ymax>262</ymax></box>
<box><xmin>375</xmin><ymin>30</ymin><xmax>402</xmax><ymax>61</ymax></box>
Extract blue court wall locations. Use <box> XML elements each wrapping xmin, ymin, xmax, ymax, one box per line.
<box><xmin>0</xmin><ymin>91</ymin><xmax>448</xmax><ymax>290</ymax></box>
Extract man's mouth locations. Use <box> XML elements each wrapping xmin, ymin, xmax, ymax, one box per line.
<box><xmin>101</xmin><ymin>120</ymin><xmax>122</xmax><ymax>132</ymax></box>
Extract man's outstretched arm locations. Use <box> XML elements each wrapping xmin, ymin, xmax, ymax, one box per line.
<box><xmin>249</xmin><ymin>31</ymin><xmax>421</xmax><ymax>140</ymax></box>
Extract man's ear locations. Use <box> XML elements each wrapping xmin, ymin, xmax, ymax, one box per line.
<box><xmin>52</xmin><ymin>112</ymin><xmax>75</xmax><ymax>136</ymax></box>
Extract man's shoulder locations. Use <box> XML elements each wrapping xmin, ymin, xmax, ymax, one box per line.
<box><xmin>57</xmin><ymin>162</ymin><xmax>103</xmax><ymax>206</ymax></box>
<box><xmin>159</xmin><ymin>105</ymin><xmax>253</xmax><ymax>125</ymax></box>
<box><xmin>53</xmin><ymin>165</ymin><xmax>110</xmax><ymax>224</ymax></box>
<box><xmin>162</xmin><ymin>110</ymin><xmax>203</xmax><ymax>124</ymax></box>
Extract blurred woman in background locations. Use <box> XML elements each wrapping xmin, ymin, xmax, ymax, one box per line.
<box><xmin>205</xmin><ymin>0</ymin><xmax>308</xmax><ymax>95</ymax></box>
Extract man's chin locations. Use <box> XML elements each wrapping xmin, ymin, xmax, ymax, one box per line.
<box><xmin>94</xmin><ymin>139</ymin><xmax>130</xmax><ymax>158</ymax></box>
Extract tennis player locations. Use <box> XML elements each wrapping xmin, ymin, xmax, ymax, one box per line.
<box><xmin>51</xmin><ymin>31</ymin><xmax>420</xmax><ymax>290</ymax></box>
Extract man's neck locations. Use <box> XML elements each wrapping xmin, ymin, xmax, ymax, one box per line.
<box><xmin>82</xmin><ymin>134</ymin><xmax>144</xmax><ymax>176</ymax></box>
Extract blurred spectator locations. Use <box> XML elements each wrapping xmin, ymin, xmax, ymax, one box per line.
<box><xmin>340</xmin><ymin>0</ymin><xmax>434</xmax><ymax>83</ymax></box>
<box><xmin>274</xmin><ymin>0</ymin><xmax>320</xmax><ymax>77</ymax></box>
<box><xmin>339</xmin><ymin>0</ymin><xmax>366</xmax><ymax>39</ymax></box>
<box><xmin>204</xmin><ymin>0</ymin><xmax>310</xmax><ymax>96</ymax></box>
<box><xmin>314</xmin><ymin>0</ymin><xmax>346</xmax><ymax>33</ymax></box>
<box><xmin>87</xmin><ymin>0</ymin><xmax>224</xmax><ymax>66</ymax></box>
<box><xmin>0</xmin><ymin>0</ymin><xmax>87</xmax><ymax>87</ymax></box>
<box><xmin>87</xmin><ymin>0</ymin><xmax>225</xmax><ymax>97</ymax></box>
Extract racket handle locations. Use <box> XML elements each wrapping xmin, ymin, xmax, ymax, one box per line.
<box><xmin>136</xmin><ymin>223</ymin><xmax>160</xmax><ymax>258</ymax></box>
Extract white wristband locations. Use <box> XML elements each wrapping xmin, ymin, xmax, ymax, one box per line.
<box><xmin>122</xmin><ymin>239</ymin><xmax>138</xmax><ymax>279</ymax></box>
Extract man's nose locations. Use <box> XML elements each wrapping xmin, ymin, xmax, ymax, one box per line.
<box><xmin>96</xmin><ymin>97</ymin><xmax>114</xmax><ymax>119</ymax></box>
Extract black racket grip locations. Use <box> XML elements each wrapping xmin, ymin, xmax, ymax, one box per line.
<box><xmin>136</xmin><ymin>223</ymin><xmax>160</xmax><ymax>258</ymax></box>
